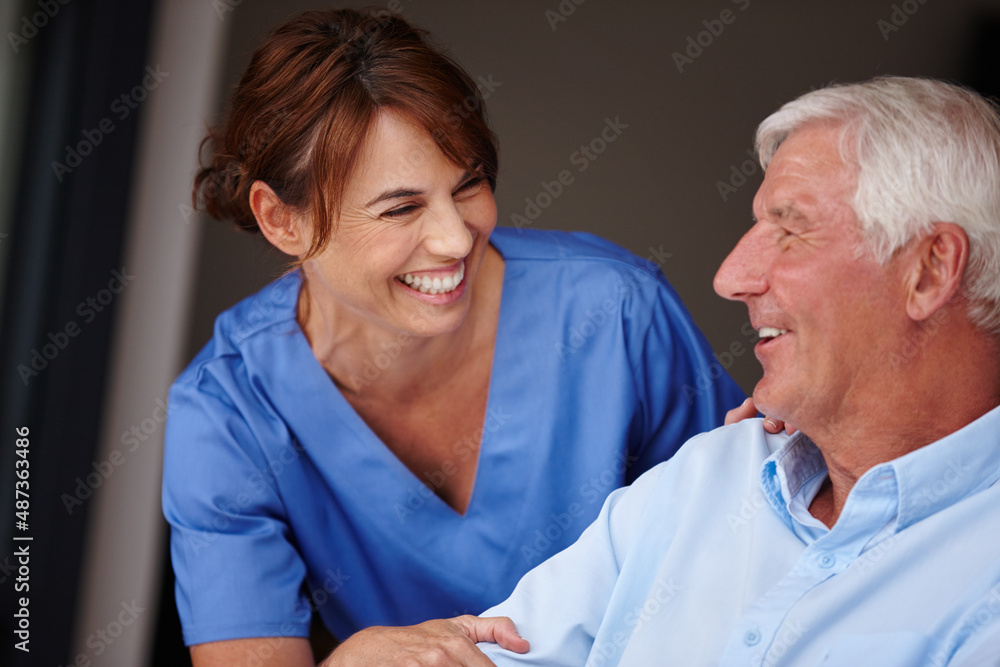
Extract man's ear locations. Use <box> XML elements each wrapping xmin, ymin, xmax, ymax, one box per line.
<box><xmin>905</xmin><ymin>222</ymin><xmax>969</xmax><ymax>322</ymax></box>
<box><xmin>249</xmin><ymin>181</ymin><xmax>310</xmax><ymax>256</ymax></box>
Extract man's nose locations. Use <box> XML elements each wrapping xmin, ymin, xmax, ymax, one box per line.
<box><xmin>713</xmin><ymin>223</ymin><xmax>769</xmax><ymax>301</ymax></box>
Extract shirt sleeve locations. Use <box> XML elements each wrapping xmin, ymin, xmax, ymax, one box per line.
<box><xmin>477</xmin><ymin>464</ymin><xmax>665</xmax><ymax>665</ymax></box>
<box><xmin>950</xmin><ymin>633</ymin><xmax>1000</xmax><ymax>667</ymax></box>
<box><xmin>623</xmin><ymin>271</ymin><xmax>746</xmax><ymax>482</ymax></box>
<box><xmin>162</xmin><ymin>366</ymin><xmax>312</xmax><ymax>646</ymax></box>
<box><xmin>947</xmin><ymin>607</ymin><xmax>1000</xmax><ymax>666</ymax></box>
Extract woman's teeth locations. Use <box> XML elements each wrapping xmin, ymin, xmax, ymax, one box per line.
<box><xmin>400</xmin><ymin>263</ymin><xmax>465</xmax><ymax>295</ymax></box>
<box><xmin>758</xmin><ymin>327</ymin><xmax>788</xmax><ymax>339</ymax></box>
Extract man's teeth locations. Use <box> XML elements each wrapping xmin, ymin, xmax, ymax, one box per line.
<box><xmin>400</xmin><ymin>263</ymin><xmax>465</xmax><ymax>295</ymax></box>
<box><xmin>758</xmin><ymin>327</ymin><xmax>788</xmax><ymax>339</ymax></box>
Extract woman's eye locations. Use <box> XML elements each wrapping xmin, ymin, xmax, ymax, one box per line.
<box><xmin>455</xmin><ymin>177</ymin><xmax>485</xmax><ymax>195</ymax></box>
<box><xmin>383</xmin><ymin>205</ymin><xmax>418</xmax><ymax>218</ymax></box>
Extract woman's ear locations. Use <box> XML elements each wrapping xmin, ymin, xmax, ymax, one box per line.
<box><xmin>905</xmin><ymin>222</ymin><xmax>969</xmax><ymax>322</ymax></box>
<box><xmin>249</xmin><ymin>181</ymin><xmax>310</xmax><ymax>256</ymax></box>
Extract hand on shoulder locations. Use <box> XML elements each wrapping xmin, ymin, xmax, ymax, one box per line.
<box><xmin>725</xmin><ymin>397</ymin><xmax>797</xmax><ymax>435</ymax></box>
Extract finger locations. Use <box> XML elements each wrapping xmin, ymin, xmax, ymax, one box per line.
<box><xmin>454</xmin><ymin>616</ymin><xmax>530</xmax><ymax>654</ymax></box>
<box><xmin>429</xmin><ymin>631</ymin><xmax>502</xmax><ymax>667</ymax></box>
<box><xmin>784</xmin><ymin>422</ymin><xmax>798</xmax><ymax>435</ymax></box>
<box><xmin>763</xmin><ymin>416</ymin><xmax>785</xmax><ymax>433</ymax></box>
<box><xmin>724</xmin><ymin>397</ymin><xmax>755</xmax><ymax>425</ymax></box>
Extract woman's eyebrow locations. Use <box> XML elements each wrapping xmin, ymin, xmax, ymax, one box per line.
<box><xmin>365</xmin><ymin>188</ymin><xmax>424</xmax><ymax>208</ymax></box>
<box><xmin>453</xmin><ymin>171</ymin><xmax>475</xmax><ymax>188</ymax></box>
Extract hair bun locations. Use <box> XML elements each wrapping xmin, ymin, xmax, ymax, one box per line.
<box><xmin>192</xmin><ymin>132</ymin><xmax>258</xmax><ymax>233</ymax></box>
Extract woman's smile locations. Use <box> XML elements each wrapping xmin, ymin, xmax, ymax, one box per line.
<box><xmin>397</xmin><ymin>260</ymin><xmax>466</xmax><ymax>296</ymax></box>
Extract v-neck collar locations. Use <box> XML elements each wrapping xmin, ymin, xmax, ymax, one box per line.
<box><xmin>251</xmin><ymin>236</ymin><xmax>525</xmax><ymax>545</ymax></box>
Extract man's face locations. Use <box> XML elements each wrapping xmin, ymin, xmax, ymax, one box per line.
<box><xmin>713</xmin><ymin>123</ymin><xmax>911</xmax><ymax>430</ymax></box>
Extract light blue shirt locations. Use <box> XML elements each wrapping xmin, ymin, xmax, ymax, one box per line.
<box><xmin>480</xmin><ymin>407</ymin><xmax>1000</xmax><ymax>666</ymax></box>
<box><xmin>162</xmin><ymin>227</ymin><xmax>743</xmax><ymax>645</ymax></box>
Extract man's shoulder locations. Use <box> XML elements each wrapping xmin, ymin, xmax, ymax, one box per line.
<box><xmin>638</xmin><ymin>420</ymin><xmax>789</xmax><ymax>496</ymax></box>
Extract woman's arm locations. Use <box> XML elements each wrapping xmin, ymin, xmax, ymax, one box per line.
<box><xmin>190</xmin><ymin>620</ymin><xmax>528</xmax><ymax>667</ymax></box>
<box><xmin>322</xmin><ymin>617</ymin><xmax>528</xmax><ymax>666</ymax></box>
<box><xmin>622</xmin><ymin>269</ymin><xmax>747</xmax><ymax>477</ymax></box>
<box><xmin>191</xmin><ymin>637</ymin><xmax>315</xmax><ymax>666</ymax></box>
<box><xmin>164</xmin><ymin>373</ymin><xmax>313</xmax><ymax>648</ymax></box>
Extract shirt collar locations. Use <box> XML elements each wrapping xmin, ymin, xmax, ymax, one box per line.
<box><xmin>892</xmin><ymin>404</ymin><xmax>1000</xmax><ymax>530</ymax></box>
<box><xmin>760</xmin><ymin>433</ymin><xmax>827</xmax><ymax>532</ymax></box>
<box><xmin>760</xmin><ymin>405</ymin><xmax>1000</xmax><ymax>534</ymax></box>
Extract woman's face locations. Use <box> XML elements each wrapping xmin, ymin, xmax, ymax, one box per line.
<box><xmin>301</xmin><ymin>109</ymin><xmax>498</xmax><ymax>339</ymax></box>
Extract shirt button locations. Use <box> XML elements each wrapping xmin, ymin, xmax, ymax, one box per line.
<box><xmin>744</xmin><ymin>629</ymin><xmax>761</xmax><ymax>646</ymax></box>
<box><xmin>818</xmin><ymin>553</ymin><xmax>835</xmax><ymax>568</ymax></box>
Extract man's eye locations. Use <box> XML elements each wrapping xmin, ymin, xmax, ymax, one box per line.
<box><xmin>774</xmin><ymin>228</ymin><xmax>796</xmax><ymax>247</ymax></box>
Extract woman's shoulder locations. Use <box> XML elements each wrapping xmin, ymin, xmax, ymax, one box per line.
<box><xmin>173</xmin><ymin>271</ymin><xmax>302</xmax><ymax>390</ymax></box>
<box><xmin>491</xmin><ymin>226</ymin><xmax>676</xmax><ymax>309</ymax></box>
<box><xmin>490</xmin><ymin>226</ymin><xmax>670</xmax><ymax>281</ymax></box>
<box><xmin>491</xmin><ymin>226</ymin><xmax>650</xmax><ymax>264</ymax></box>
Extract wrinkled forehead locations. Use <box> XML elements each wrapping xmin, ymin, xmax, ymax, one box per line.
<box><xmin>754</xmin><ymin>124</ymin><xmax>859</xmax><ymax>219</ymax></box>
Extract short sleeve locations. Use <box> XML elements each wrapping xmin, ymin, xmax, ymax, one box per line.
<box><xmin>622</xmin><ymin>270</ymin><xmax>746</xmax><ymax>481</ymax></box>
<box><xmin>162</xmin><ymin>365</ymin><xmax>312</xmax><ymax>646</ymax></box>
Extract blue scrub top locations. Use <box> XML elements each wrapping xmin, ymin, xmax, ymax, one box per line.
<box><xmin>162</xmin><ymin>227</ymin><xmax>744</xmax><ymax>646</ymax></box>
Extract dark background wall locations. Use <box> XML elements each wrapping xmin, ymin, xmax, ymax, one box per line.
<box><xmin>190</xmin><ymin>0</ymin><xmax>1000</xmax><ymax>393</ymax></box>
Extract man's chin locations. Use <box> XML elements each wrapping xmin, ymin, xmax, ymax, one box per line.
<box><xmin>752</xmin><ymin>388</ymin><xmax>802</xmax><ymax>435</ymax></box>
<box><xmin>752</xmin><ymin>387</ymin><xmax>786</xmax><ymax>421</ymax></box>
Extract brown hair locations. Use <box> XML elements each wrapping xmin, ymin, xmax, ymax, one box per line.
<box><xmin>193</xmin><ymin>8</ymin><xmax>499</xmax><ymax>259</ymax></box>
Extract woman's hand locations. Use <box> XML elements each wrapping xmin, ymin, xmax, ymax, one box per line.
<box><xmin>725</xmin><ymin>397</ymin><xmax>796</xmax><ymax>434</ymax></box>
<box><xmin>322</xmin><ymin>615</ymin><xmax>529</xmax><ymax>666</ymax></box>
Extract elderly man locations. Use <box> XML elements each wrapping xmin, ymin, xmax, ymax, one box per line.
<box><xmin>329</xmin><ymin>76</ymin><xmax>1000</xmax><ymax>666</ymax></box>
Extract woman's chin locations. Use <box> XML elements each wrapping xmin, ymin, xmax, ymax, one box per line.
<box><xmin>394</xmin><ymin>304</ymin><xmax>471</xmax><ymax>339</ymax></box>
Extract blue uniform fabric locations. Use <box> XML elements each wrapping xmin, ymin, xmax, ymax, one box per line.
<box><xmin>479</xmin><ymin>407</ymin><xmax>1000</xmax><ymax>667</ymax></box>
<box><xmin>162</xmin><ymin>227</ymin><xmax>744</xmax><ymax>646</ymax></box>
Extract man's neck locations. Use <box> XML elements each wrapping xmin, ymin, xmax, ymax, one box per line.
<box><xmin>804</xmin><ymin>329</ymin><xmax>1000</xmax><ymax>528</ymax></box>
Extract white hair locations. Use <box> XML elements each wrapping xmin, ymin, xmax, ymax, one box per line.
<box><xmin>756</xmin><ymin>77</ymin><xmax>1000</xmax><ymax>336</ymax></box>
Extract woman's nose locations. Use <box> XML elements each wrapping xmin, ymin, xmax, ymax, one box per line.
<box><xmin>423</xmin><ymin>200</ymin><xmax>473</xmax><ymax>260</ymax></box>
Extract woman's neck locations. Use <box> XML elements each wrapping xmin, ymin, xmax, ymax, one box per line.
<box><xmin>297</xmin><ymin>245</ymin><xmax>504</xmax><ymax>400</ymax></box>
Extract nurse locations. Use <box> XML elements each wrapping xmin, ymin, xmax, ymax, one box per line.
<box><xmin>161</xmin><ymin>7</ymin><xmax>745</xmax><ymax>666</ymax></box>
